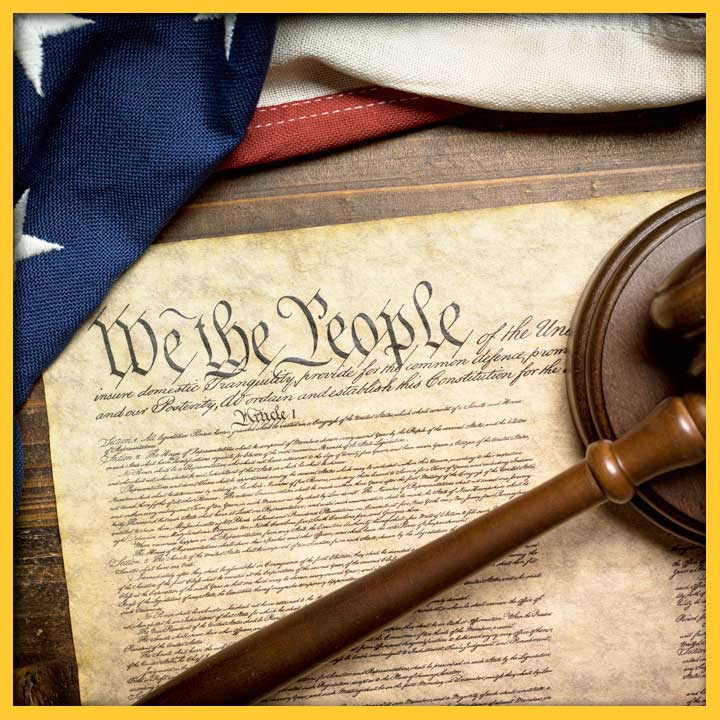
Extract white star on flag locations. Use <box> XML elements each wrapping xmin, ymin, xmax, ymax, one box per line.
<box><xmin>14</xmin><ymin>14</ymin><xmax>94</xmax><ymax>97</ymax></box>
<box><xmin>194</xmin><ymin>14</ymin><xmax>237</xmax><ymax>60</ymax></box>
<box><xmin>14</xmin><ymin>189</ymin><xmax>63</xmax><ymax>263</ymax></box>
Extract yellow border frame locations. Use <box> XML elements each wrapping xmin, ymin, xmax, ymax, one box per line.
<box><xmin>3</xmin><ymin>4</ymin><xmax>714</xmax><ymax>718</ymax></box>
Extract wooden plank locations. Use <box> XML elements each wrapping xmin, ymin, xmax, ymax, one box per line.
<box><xmin>161</xmin><ymin>163</ymin><xmax>704</xmax><ymax>240</ymax></box>
<box><xmin>14</xmin><ymin>102</ymin><xmax>706</xmax><ymax>705</ymax></box>
<box><xmin>159</xmin><ymin>103</ymin><xmax>705</xmax><ymax>240</ymax></box>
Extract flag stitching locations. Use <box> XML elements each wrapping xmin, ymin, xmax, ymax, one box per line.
<box><xmin>252</xmin><ymin>95</ymin><xmax>423</xmax><ymax>129</ymax></box>
<box><xmin>256</xmin><ymin>86</ymin><xmax>380</xmax><ymax>112</ymax></box>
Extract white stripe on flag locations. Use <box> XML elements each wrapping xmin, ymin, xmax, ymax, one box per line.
<box><xmin>259</xmin><ymin>14</ymin><xmax>705</xmax><ymax>113</ymax></box>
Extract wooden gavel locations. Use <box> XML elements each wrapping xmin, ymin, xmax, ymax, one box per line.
<box><xmin>137</xmin><ymin>249</ymin><xmax>706</xmax><ymax>706</ymax></box>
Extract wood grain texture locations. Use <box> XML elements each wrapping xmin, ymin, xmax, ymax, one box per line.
<box><xmin>160</xmin><ymin>104</ymin><xmax>705</xmax><ymax>240</ymax></box>
<box><xmin>14</xmin><ymin>101</ymin><xmax>706</xmax><ymax>706</ymax></box>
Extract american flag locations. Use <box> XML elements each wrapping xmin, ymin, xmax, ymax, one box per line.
<box><xmin>13</xmin><ymin>14</ymin><xmax>275</xmax><ymax>511</ymax></box>
<box><xmin>13</xmin><ymin>13</ymin><xmax>705</xmax><ymax>511</ymax></box>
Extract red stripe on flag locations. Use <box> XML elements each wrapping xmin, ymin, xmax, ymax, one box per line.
<box><xmin>220</xmin><ymin>86</ymin><xmax>469</xmax><ymax>170</ymax></box>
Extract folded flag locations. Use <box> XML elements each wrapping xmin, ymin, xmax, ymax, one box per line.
<box><xmin>13</xmin><ymin>13</ymin><xmax>276</xmax><ymax>511</ymax></box>
<box><xmin>223</xmin><ymin>13</ymin><xmax>706</xmax><ymax>168</ymax></box>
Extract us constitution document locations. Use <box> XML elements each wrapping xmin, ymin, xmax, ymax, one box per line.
<box><xmin>43</xmin><ymin>190</ymin><xmax>705</xmax><ymax>705</ymax></box>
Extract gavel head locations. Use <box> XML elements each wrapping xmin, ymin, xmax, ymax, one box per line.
<box><xmin>650</xmin><ymin>246</ymin><xmax>706</xmax><ymax>383</ymax></box>
<box><xmin>567</xmin><ymin>190</ymin><xmax>706</xmax><ymax>544</ymax></box>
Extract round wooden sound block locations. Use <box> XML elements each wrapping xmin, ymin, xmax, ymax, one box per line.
<box><xmin>567</xmin><ymin>191</ymin><xmax>706</xmax><ymax>545</ymax></box>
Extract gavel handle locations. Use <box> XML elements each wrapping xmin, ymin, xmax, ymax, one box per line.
<box><xmin>136</xmin><ymin>393</ymin><xmax>706</xmax><ymax>706</ymax></box>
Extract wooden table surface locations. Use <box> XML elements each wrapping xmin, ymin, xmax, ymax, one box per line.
<box><xmin>14</xmin><ymin>101</ymin><xmax>706</xmax><ymax>705</ymax></box>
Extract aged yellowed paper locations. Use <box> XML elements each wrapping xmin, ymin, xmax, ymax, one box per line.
<box><xmin>43</xmin><ymin>190</ymin><xmax>705</xmax><ymax>705</ymax></box>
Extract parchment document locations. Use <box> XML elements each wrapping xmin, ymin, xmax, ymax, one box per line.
<box><xmin>43</xmin><ymin>190</ymin><xmax>705</xmax><ymax>705</ymax></box>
